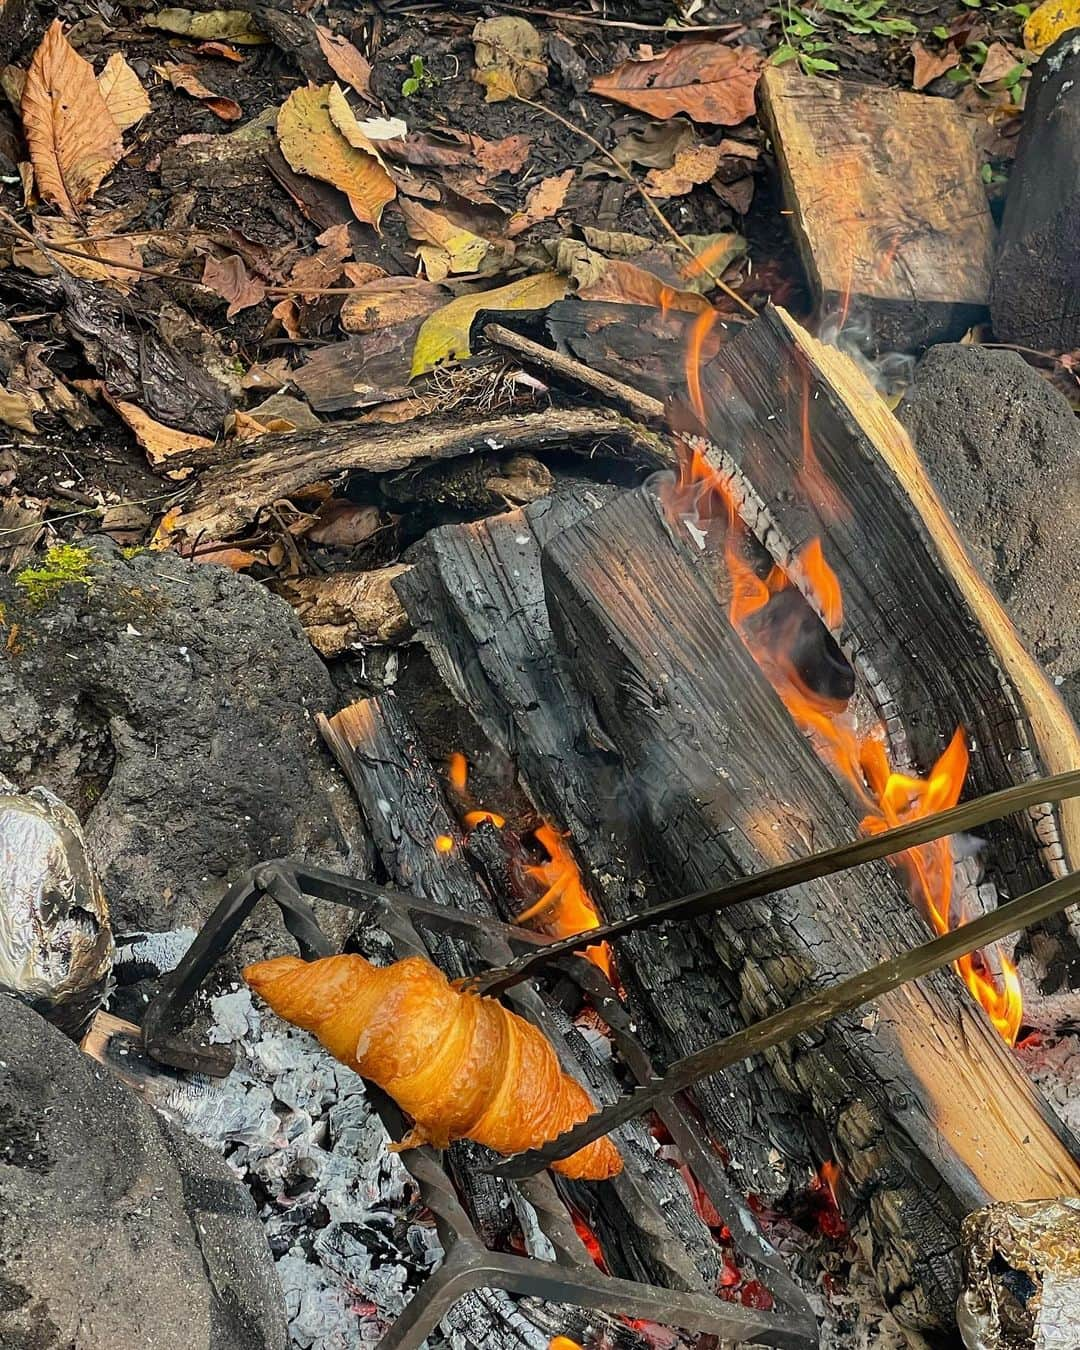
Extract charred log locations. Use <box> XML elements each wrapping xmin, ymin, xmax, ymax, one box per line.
<box><xmin>540</xmin><ymin>487</ymin><xmax>1080</xmax><ymax>1335</ymax></box>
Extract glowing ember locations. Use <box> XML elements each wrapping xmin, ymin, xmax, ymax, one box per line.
<box><xmin>444</xmin><ymin>755</ymin><xmax>614</xmax><ymax>980</ymax></box>
<box><xmin>433</xmin><ymin>834</ymin><xmax>454</xmax><ymax>854</ymax></box>
<box><xmin>662</xmin><ymin>326</ymin><xmax>1022</xmax><ymax>1044</ymax></box>
<box><xmin>549</xmin><ymin>1339</ymin><xmax>584</xmax><ymax>1350</ymax></box>
<box><xmin>809</xmin><ymin>1161</ymin><xmax>848</xmax><ymax>1240</ymax></box>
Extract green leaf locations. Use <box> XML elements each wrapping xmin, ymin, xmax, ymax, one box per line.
<box><xmin>402</xmin><ymin>76</ymin><xmax>420</xmax><ymax>95</ymax></box>
<box><xmin>932</xmin><ymin>23</ymin><xmax>950</xmax><ymax>36</ymax></box>
<box><xmin>800</xmin><ymin>52</ymin><xmax>840</xmax><ymax>71</ymax></box>
<box><xmin>980</xmin><ymin>162</ymin><xmax>993</xmax><ymax>182</ymax></box>
<box><xmin>770</xmin><ymin>41</ymin><xmax>800</xmax><ymax>62</ymax></box>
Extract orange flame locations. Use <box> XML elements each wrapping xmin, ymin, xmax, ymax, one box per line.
<box><xmin>434</xmin><ymin>834</ymin><xmax>454</xmax><ymax>854</ymax></box>
<box><xmin>445</xmin><ymin>754</ymin><xmax>614</xmax><ymax>981</ymax></box>
<box><xmin>661</xmin><ymin>343</ymin><xmax>1022</xmax><ymax>1044</ymax></box>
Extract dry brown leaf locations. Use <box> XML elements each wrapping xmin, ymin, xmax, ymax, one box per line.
<box><xmin>326</xmin><ymin>82</ymin><xmax>388</xmax><ymax>164</ymax></box>
<box><xmin>287</xmin><ymin>221</ymin><xmax>353</xmax><ymax>295</ymax></box>
<box><xmin>1</xmin><ymin>64</ymin><xmax>26</xmax><ymax>110</ymax></box>
<box><xmin>156</xmin><ymin>62</ymin><xmax>242</xmax><ymax>120</ymax></box>
<box><xmin>507</xmin><ymin>168</ymin><xmax>574</xmax><ymax>237</ymax></box>
<box><xmin>0</xmin><ymin>387</ymin><xmax>38</xmax><ymax>434</ymax></box>
<box><xmin>397</xmin><ymin>198</ymin><xmax>491</xmax><ymax>282</ymax></box>
<box><xmin>977</xmin><ymin>41</ymin><xmax>1023</xmax><ymax>84</ymax></box>
<box><xmin>271</xmin><ymin>297</ymin><xmax>302</xmax><ymax>340</ymax></box>
<box><xmin>13</xmin><ymin>219</ymin><xmax>142</xmax><ymax>291</ymax></box>
<box><xmin>277</xmin><ymin>83</ymin><xmax>395</xmax><ymax>231</ymax></box>
<box><xmin>109</xmin><ymin>397</ymin><xmax>215</xmax><ymax>467</ymax></box>
<box><xmin>315</xmin><ymin>25</ymin><xmax>373</xmax><ymax>101</ymax></box>
<box><xmin>341</xmin><ymin>276</ymin><xmax>445</xmax><ymax>333</ymax></box>
<box><xmin>342</xmin><ymin>261</ymin><xmax>386</xmax><ymax>285</ymax></box>
<box><xmin>645</xmin><ymin>142</ymin><xmax>730</xmax><ymax>197</ymax></box>
<box><xmin>472</xmin><ymin>16</ymin><xmax>547</xmax><ymax>102</ymax></box>
<box><xmin>474</xmin><ymin>133</ymin><xmax>533</xmax><ymax>179</ymax></box>
<box><xmin>910</xmin><ymin>40</ymin><xmax>960</xmax><ymax>90</ymax></box>
<box><xmin>21</xmin><ymin>20</ymin><xmax>123</xmax><ymax>218</ymax></box>
<box><xmin>97</xmin><ymin>52</ymin><xmax>150</xmax><ymax>131</ymax></box>
<box><xmin>591</xmin><ymin>41</ymin><xmax>762</xmax><ymax>125</ymax></box>
<box><xmin>202</xmin><ymin>253</ymin><xmax>267</xmax><ymax>316</ymax></box>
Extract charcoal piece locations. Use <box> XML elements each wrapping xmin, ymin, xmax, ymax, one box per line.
<box><xmin>0</xmin><ymin>994</ymin><xmax>287</xmax><ymax>1350</ymax></box>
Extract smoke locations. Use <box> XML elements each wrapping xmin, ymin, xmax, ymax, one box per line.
<box><xmin>818</xmin><ymin>307</ymin><xmax>916</xmax><ymax>403</ymax></box>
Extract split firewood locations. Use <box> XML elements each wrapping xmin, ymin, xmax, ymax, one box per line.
<box><xmin>284</xmin><ymin>564</ymin><xmax>413</xmax><ymax>657</ymax></box>
<box><xmin>759</xmin><ymin>65</ymin><xmax>995</xmax><ymax>348</ymax></box>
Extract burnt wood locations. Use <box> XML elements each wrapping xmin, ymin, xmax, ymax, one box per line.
<box><xmin>397</xmin><ymin>492</ymin><xmax>814</xmax><ymax>1204</ymax></box>
<box><xmin>690</xmin><ymin>306</ymin><xmax>1080</xmax><ymax>925</ymax></box>
<box><xmin>759</xmin><ymin>66</ymin><xmax>994</xmax><ymax>349</ymax></box>
<box><xmin>317</xmin><ymin>695</ymin><xmax>722</xmax><ymax>1301</ymax></box>
<box><xmin>541</xmin><ymin>488</ymin><xmax>1080</xmax><ymax>1336</ymax></box>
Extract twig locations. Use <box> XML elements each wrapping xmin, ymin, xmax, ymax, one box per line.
<box><xmin>484</xmin><ymin>322</ymin><xmax>666</xmax><ymax>424</ymax></box>
<box><xmin>0</xmin><ymin>488</ymin><xmax>189</xmax><ymax>538</ymax></box>
<box><xmin>511</xmin><ymin>94</ymin><xmax>757</xmax><ymax>317</ymax></box>
<box><xmin>438</xmin><ymin>0</ymin><xmax>744</xmax><ymax>32</ymax></box>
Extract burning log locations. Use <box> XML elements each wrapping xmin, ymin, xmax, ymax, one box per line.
<box><xmin>689</xmin><ymin>306</ymin><xmax>1080</xmax><ymax>932</ymax></box>
<box><xmin>759</xmin><ymin>65</ymin><xmax>995</xmax><ymax>348</ymax></box>
<box><xmin>540</xmin><ymin>487</ymin><xmax>1080</xmax><ymax>1333</ymax></box>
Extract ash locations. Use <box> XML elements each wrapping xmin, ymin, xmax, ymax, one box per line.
<box><xmin>1017</xmin><ymin>1028</ymin><xmax>1080</xmax><ymax>1138</ymax></box>
<box><xmin>159</xmin><ymin>983</ymin><xmax>443</xmax><ymax>1348</ymax></box>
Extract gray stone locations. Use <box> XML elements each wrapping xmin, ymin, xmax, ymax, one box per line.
<box><xmin>0</xmin><ymin>539</ymin><xmax>372</xmax><ymax>964</ymax></box>
<box><xmin>898</xmin><ymin>344</ymin><xmax>1080</xmax><ymax>721</ymax></box>
<box><xmin>0</xmin><ymin>992</ymin><xmax>288</xmax><ymax>1350</ymax></box>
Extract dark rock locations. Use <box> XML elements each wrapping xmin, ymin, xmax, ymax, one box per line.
<box><xmin>897</xmin><ymin>344</ymin><xmax>1080</xmax><ymax>720</ymax></box>
<box><xmin>0</xmin><ymin>540</ymin><xmax>372</xmax><ymax>963</ymax></box>
<box><xmin>0</xmin><ymin>992</ymin><xmax>287</xmax><ymax>1350</ymax></box>
<box><xmin>990</xmin><ymin>32</ymin><xmax>1080</xmax><ymax>350</ymax></box>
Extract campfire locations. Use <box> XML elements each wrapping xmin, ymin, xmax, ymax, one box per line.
<box><xmin>2</xmin><ymin>8</ymin><xmax>1079</xmax><ymax>1350</ymax></box>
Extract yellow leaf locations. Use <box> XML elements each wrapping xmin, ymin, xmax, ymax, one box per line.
<box><xmin>0</xmin><ymin>387</ymin><xmax>38</xmax><ymax>434</ymax></box>
<box><xmin>1023</xmin><ymin>0</ymin><xmax>1080</xmax><ymax>53</ymax></box>
<box><xmin>397</xmin><ymin>198</ymin><xmax>490</xmax><ymax>282</ymax></box>
<box><xmin>20</xmin><ymin>20</ymin><xmax>123</xmax><ymax>218</ymax></box>
<box><xmin>97</xmin><ymin>52</ymin><xmax>150</xmax><ymax>132</ymax></box>
<box><xmin>411</xmin><ymin>271</ymin><xmax>567</xmax><ymax>375</ymax></box>
<box><xmin>472</xmin><ymin>16</ymin><xmax>547</xmax><ymax>102</ymax></box>
<box><xmin>109</xmin><ymin>398</ymin><xmax>215</xmax><ymax>467</ymax></box>
<box><xmin>326</xmin><ymin>83</ymin><xmax>387</xmax><ymax>166</ymax></box>
<box><xmin>145</xmin><ymin>9</ymin><xmax>267</xmax><ymax>43</ymax></box>
<box><xmin>277</xmin><ymin>83</ymin><xmax>395</xmax><ymax>231</ymax></box>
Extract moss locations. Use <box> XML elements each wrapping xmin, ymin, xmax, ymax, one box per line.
<box><xmin>15</xmin><ymin>543</ymin><xmax>95</xmax><ymax>607</ymax></box>
<box><xmin>120</xmin><ymin>545</ymin><xmax>148</xmax><ymax>560</ymax></box>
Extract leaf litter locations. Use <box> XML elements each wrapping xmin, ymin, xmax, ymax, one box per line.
<box><xmin>0</xmin><ymin>0</ymin><xmax>1050</xmax><ymax>651</ymax></box>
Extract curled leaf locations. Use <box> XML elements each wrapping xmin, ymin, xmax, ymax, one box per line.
<box><xmin>411</xmin><ymin>271</ymin><xmax>567</xmax><ymax>374</ymax></box>
<box><xmin>97</xmin><ymin>52</ymin><xmax>151</xmax><ymax>131</ymax></box>
<box><xmin>202</xmin><ymin>254</ymin><xmax>267</xmax><ymax>317</ymax></box>
<box><xmin>645</xmin><ymin>142</ymin><xmax>731</xmax><ymax>197</ymax></box>
<box><xmin>507</xmin><ymin>169</ymin><xmax>574</xmax><ymax>237</ymax></box>
<box><xmin>591</xmin><ymin>41</ymin><xmax>762</xmax><ymax>125</ymax></box>
<box><xmin>156</xmin><ymin>61</ymin><xmax>242</xmax><ymax>120</ymax></box>
<box><xmin>398</xmin><ymin>198</ymin><xmax>491</xmax><ymax>282</ymax></box>
<box><xmin>21</xmin><ymin>20</ymin><xmax>123</xmax><ymax>218</ymax></box>
<box><xmin>910</xmin><ymin>40</ymin><xmax>961</xmax><ymax>90</ymax></box>
<box><xmin>277</xmin><ymin>83</ymin><xmax>396</xmax><ymax>231</ymax></box>
<box><xmin>472</xmin><ymin>16</ymin><xmax>548</xmax><ymax>101</ymax></box>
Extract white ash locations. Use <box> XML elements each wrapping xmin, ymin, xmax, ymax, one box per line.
<box><xmin>1017</xmin><ymin>1029</ymin><xmax>1080</xmax><ymax>1138</ymax></box>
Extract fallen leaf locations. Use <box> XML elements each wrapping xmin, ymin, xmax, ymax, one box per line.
<box><xmin>277</xmin><ymin>83</ymin><xmax>396</xmax><ymax>230</ymax></box>
<box><xmin>343</xmin><ymin>261</ymin><xmax>387</xmax><ymax>285</ymax></box>
<box><xmin>549</xmin><ymin>239</ymin><xmax>714</xmax><ymax>313</ymax></box>
<box><xmin>1023</xmin><ymin>0</ymin><xmax>1080</xmax><ymax>54</ymax></box>
<box><xmin>145</xmin><ymin>8</ymin><xmax>266</xmax><ymax>44</ymax></box>
<box><xmin>1</xmin><ymin>64</ymin><xmax>25</xmax><ymax>110</ymax></box>
<box><xmin>591</xmin><ymin>41</ymin><xmax>762</xmax><ymax>125</ymax></box>
<box><xmin>576</xmin><ymin>229</ymin><xmax>746</xmax><ymax>295</ymax></box>
<box><xmin>326</xmin><ymin>82</ymin><xmax>388</xmax><ymax>164</ymax></box>
<box><xmin>315</xmin><ymin>25</ymin><xmax>373</xmax><ymax>101</ymax></box>
<box><xmin>712</xmin><ymin>175</ymin><xmax>755</xmax><ymax>214</ymax></box>
<box><xmin>507</xmin><ymin>168</ymin><xmax>574</xmax><ymax>237</ymax></box>
<box><xmin>305</xmin><ymin>500</ymin><xmax>383</xmax><ymax>547</ymax></box>
<box><xmin>202</xmin><ymin>254</ymin><xmax>267</xmax><ymax>316</ymax></box>
<box><xmin>411</xmin><ymin>271</ymin><xmax>567</xmax><ymax>374</ymax></box>
<box><xmin>271</xmin><ymin>297</ymin><xmax>302</xmax><ymax>340</ymax></box>
<box><xmin>910</xmin><ymin>40</ymin><xmax>960</xmax><ymax>90</ymax></box>
<box><xmin>97</xmin><ymin>52</ymin><xmax>151</xmax><ymax>131</ymax></box>
<box><xmin>156</xmin><ymin>62</ymin><xmax>242</xmax><ymax>120</ymax></box>
<box><xmin>398</xmin><ymin>198</ymin><xmax>491</xmax><ymax>282</ymax></box>
<box><xmin>611</xmin><ymin>119</ymin><xmax>695</xmax><ymax>170</ymax></box>
<box><xmin>976</xmin><ymin>41</ymin><xmax>1023</xmax><ymax>84</ymax></box>
<box><xmin>472</xmin><ymin>16</ymin><xmax>548</xmax><ymax>101</ymax></box>
<box><xmin>109</xmin><ymin>397</ymin><xmax>215</xmax><ymax>467</ymax></box>
<box><xmin>0</xmin><ymin>387</ymin><xmax>38</xmax><ymax>433</ymax></box>
<box><xmin>195</xmin><ymin>41</ymin><xmax>246</xmax><ymax>62</ymax></box>
<box><xmin>20</xmin><ymin>20</ymin><xmax>123</xmax><ymax>218</ymax></box>
<box><xmin>646</xmin><ymin>142</ymin><xmax>731</xmax><ymax>197</ymax></box>
<box><xmin>287</xmin><ymin>221</ymin><xmax>353</xmax><ymax>295</ymax></box>
<box><xmin>341</xmin><ymin>276</ymin><xmax>445</xmax><ymax>333</ymax></box>
<box><xmin>474</xmin><ymin>133</ymin><xmax>533</xmax><ymax>179</ymax></box>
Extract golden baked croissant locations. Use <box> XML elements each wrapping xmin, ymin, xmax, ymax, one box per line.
<box><xmin>244</xmin><ymin>952</ymin><xmax>622</xmax><ymax>1181</ymax></box>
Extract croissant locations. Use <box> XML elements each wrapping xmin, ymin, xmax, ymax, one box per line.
<box><xmin>244</xmin><ymin>952</ymin><xmax>621</xmax><ymax>1181</ymax></box>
